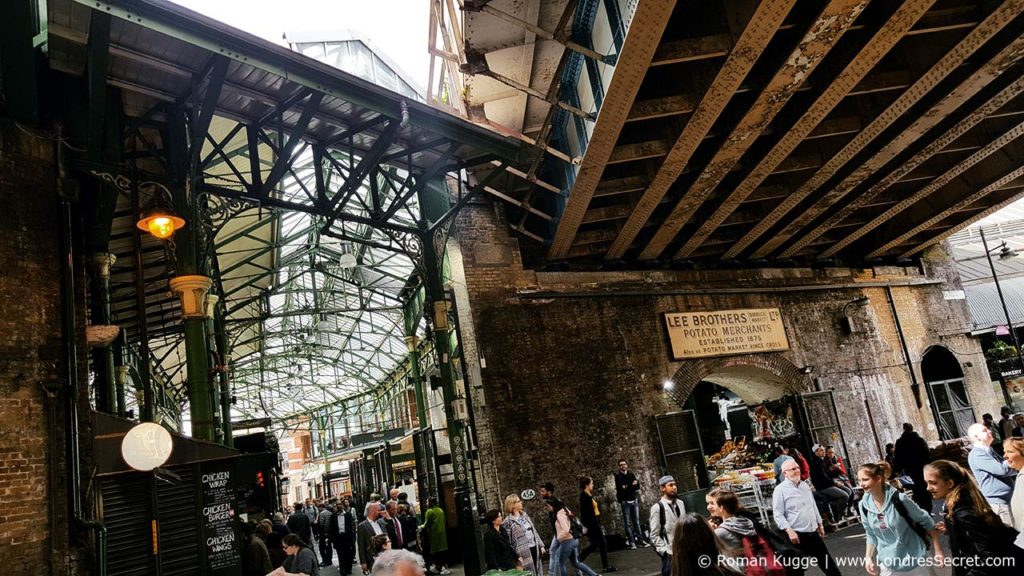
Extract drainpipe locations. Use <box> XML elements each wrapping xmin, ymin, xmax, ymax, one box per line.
<box><xmin>91</xmin><ymin>252</ymin><xmax>118</xmax><ymax>413</ymax></box>
<box><xmin>885</xmin><ymin>286</ymin><xmax>937</xmax><ymax>428</ymax></box>
<box><xmin>56</xmin><ymin>138</ymin><xmax>107</xmax><ymax>576</ymax></box>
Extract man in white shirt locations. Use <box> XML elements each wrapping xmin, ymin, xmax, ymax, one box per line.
<box><xmin>358</xmin><ymin>502</ymin><xmax>389</xmax><ymax>573</ymax></box>
<box><xmin>649</xmin><ymin>475</ymin><xmax>683</xmax><ymax>576</ymax></box>
<box><xmin>772</xmin><ymin>459</ymin><xmax>842</xmax><ymax>576</ymax></box>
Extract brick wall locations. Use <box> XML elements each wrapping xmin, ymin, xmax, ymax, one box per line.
<box><xmin>452</xmin><ymin>197</ymin><xmax>990</xmax><ymax>541</ymax></box>
<box><xmin>0</xmin><ymin>120</ymin><xmax>86</xmax><ymax>574</ymax></box>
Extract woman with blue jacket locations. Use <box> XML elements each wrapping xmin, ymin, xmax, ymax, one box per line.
<box><xmin>857</xmin><ymin>461</ymin><xmax>943</xmax><ymax>576</ymax></box>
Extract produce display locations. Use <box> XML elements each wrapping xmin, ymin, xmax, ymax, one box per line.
<box><xmin>706</xmin><ymin>437</ymin><xmax>783</xmax><ymax>485</ymax></box>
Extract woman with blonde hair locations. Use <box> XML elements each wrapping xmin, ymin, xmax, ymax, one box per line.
<box><xmin>503</xmin><ymin>494</ymin><xmax>545</xmax><ymax>576</ymax></box>
<box><xmin>857</xmin><ymin>460</ymin><xmax>942</xmax><ymax>576</ymax></box>
<box><xmin>923</xmin><ymin>460</ymin><xmax>1024</xmax><ymax>576</ymax></box>
<box><xmin>1001</xmin><ymin>436</ymin><xmax>1024</xmax><ymax>547</ymax></box>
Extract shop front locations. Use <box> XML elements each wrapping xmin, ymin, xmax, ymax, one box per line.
<box><xmin>657</xmin><ymin>309</ymin><xmax>850</xmax><ymax>515</ymax></box>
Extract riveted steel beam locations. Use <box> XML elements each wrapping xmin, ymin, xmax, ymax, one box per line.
<box><xmin>603</xmin><ymin>0</ymin><xmax>796</xmax><ymax>261</ymax></box>
<box><xmin>650</xmin><ymin>34</ymin><xmax>732</xmax><ymax>66</ymax></box>
<box><xmin>738</xmin><ymin>0</ymin><xmax>1024</xmax><ymax>259</ymax></box>
<box><xmin>547</xmin><ymin>0</ymin><xmax>677</xmax><ymax>259</ymax></box>
<box><xmin>821</xmin><ymin>75</ymin><xmax>1024</xmax><ymax>257</ymax></box>
<box><xmin>779</xmin><ymin>34</ymin><xmax>1024</xmax><ymax>258</ymax></box>
<box><xmin>639</xmin><ymin>0</ymin><xmax>870</xmax><ymax>262</ymax></box>
<box><xmin>608</xmin><ymin>139</ymin><xmax>671</xmax><ymax>164</ymax></box>
<box><xmin>875</xmin><ymin>165</ymin><xmax>1024</xmax><ymax>258</ymax></box>
<box><xmin>472</xmin><ymin>4</ymin><xmax>613</xmax><ymax>64</ymax></box>
<box><xmin>626</xmin><ymin>93</ymin><xmax>697</xmax><ymax>122</ymax></box>
<box><xmin>677</xmin><ymin>0</ymin><xmax>937</xmax><ymax>260</ymax></box>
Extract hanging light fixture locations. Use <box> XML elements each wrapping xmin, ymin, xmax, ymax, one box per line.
<box><xmin>136</xmin><ymin>189</ymin><xmax>185</xmax><ymax>239</ymax></box>
<box><xmin>338</xmin><ymin>243</ymin><xmax>359</xmax><ymax>269</ymax></box>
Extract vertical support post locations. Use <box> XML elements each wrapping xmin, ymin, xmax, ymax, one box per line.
<box><xmin>417</xmin><ymin>176</ymin><xmax>484</xmax><ymax>576</ymax></box>
<box><xmin>168</xmin><ymin>106</ymin><xmax>215</xmax><ymax>441</ymax></box>
<box><xmin>90</xmin><ymin>253</ymin><xmax>117</xmax><ymax>412</ymax></box>
<box><xmin>214</xmin><ymin>300</ymin><xmax>233</xmax><ymax>447</ymax></box>
<box><xmin>981</xmin><ymin>229</ymin><xmax>1023</xmax><ymax>409</ymax></box>
<box><xmin>131</xmin><ymin>172</ymin><xmax>154</xmax><ymax>422</ymax></box>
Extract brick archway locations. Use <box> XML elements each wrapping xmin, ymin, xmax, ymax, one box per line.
<box><xmin>664</xmin><ymin>353</ymin><xmax>808</xmax><ymax>408</ymax></box>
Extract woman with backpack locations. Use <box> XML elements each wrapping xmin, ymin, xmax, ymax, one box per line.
<box><xmin>545</xmin><ymin>498</ymin><xmax>599</xmax><ymax>576</ymax></box>
<box><xmin>706</xmin><ymin>488</ymin><xmax>787</xmax><ymax>576</ymax></box>
<box><xmin>924</xmin><ymin>460</ymin><xmax>1024</xmax><ymax>576</ymax></box>
<box><xmin>858</xmin><ymin>461</ymin><xmax>943</xmax><ymax>576</ymax></box>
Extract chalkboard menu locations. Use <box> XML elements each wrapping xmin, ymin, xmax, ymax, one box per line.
<box><xmin>201</xmin><ymin>460</ymin><xmax>241</xmax><ymax>575</ymax></box>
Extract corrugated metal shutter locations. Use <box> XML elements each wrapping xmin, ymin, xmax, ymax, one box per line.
<box><xmin>157</xmin><ymin>466</ymin><xmax>202</xmax><ymax>575</ymax></box>
<box><xmin>101</xmin><ymin>473</ymin><xmax>157</xmax><ymax>576</ymax></box>
<box><xmin>655</xmin><ymin>410</ymin><xmax>709</xmax><ymax>493</ymax></box>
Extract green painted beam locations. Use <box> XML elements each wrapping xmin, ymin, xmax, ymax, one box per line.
<box><xmin>69</xmin><ymin>0</ymin><xmax>522</xmax><ymax>164</ymax></box>
<box><xmin>1</xmin><ymin>0</ymin><xmax>39</xmax><ymax>124</ymax></box>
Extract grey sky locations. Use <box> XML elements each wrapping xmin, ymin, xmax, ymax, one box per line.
<box><xmin>169</xmin><ymin>0</ymin><xmax>430</xmax><ymax>87</ymax></box>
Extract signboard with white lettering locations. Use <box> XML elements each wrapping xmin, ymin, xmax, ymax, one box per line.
<box><xmin>201</xmin><ymin>461</ymin><xmax>240</xmax><ymax>574</ymax></box>
<box><xmin>664</xmin><ymin>308</ymin><xmax>790</xmax><ymax>359</ymax></box>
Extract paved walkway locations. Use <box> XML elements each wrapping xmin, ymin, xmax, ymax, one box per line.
<box><xmin>309</xmin><ymin>522</ymin><xmax>951</xmax><ymax>576</ymax></box>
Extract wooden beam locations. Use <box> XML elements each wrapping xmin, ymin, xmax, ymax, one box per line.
<box><xmin>736</xmin><ymin>0</ymin><xmax>1024</xmax><ymax>259</ymax></box>
<box><xmin>602</xmin><ymin>0</ymin><xmax>798</xmax><ymax>260</ymax></box>
<box><xmin>547</xmin><ymin>0</ymin><xmax>677</xmax><ymax>259</ymax></box>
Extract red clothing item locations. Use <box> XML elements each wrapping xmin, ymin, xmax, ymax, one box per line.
<box><xmin>795</xmin><ymin>454</ymin><xmax>810</xmax><ymax>481</ymax></box>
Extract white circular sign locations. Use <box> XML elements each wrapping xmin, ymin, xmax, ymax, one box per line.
<box><xmin>121</xmin><ymin>422</ymin><xmax>174</xmax><ymax>471</ymax></box>
<box><xmin>520</xmin><ymin>488</ymin><xmax>537</xmax><ymax>501</ymax></box>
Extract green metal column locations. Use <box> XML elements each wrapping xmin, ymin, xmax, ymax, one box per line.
<box><xmin>418</xmin><ymin>177</ymin><xmax>484</xmax><ymax>576</ymax></box>
<box><xmin>404</xmin><ymin>293</ymin><xmax>429</xmax><ymax>431</ymax></box>
<box><xmin>90</xmin><ymin>253</ymin><xmax>118</xmax><ymax>412</ymax></box>
<box><xmin>168</xmin><ymin>107</ymin><xmax>215</xmax><ymax>442</ymax></box>
<box><xmin>214</xmin><ymin>300</ymin><xmax>233</xmax><ymax>447</ymax></box>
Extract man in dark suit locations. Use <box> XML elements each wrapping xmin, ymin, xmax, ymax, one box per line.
<box><xmin>383</xmin><ymin>500</ymin><xmax>410</xmax><ymax>552</ymax></box>
<box><xmin>330</xmin><ymin>500</ymin><xmax>357</xmax><ymax>575</ymax></box>
<box><xmin>357</xmin><ymin>501</ymin><xmax>388</xmax><ymax>573</ymax></box>
<box><xmin>287</xmin><ymin>504</ymin><xmax>313</xmax><ymax>546</ymax></box>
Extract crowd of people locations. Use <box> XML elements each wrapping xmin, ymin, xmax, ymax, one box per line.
<box><xmin>240</xmin><ymin>489</ymin><xmax>450</xmax><ymax>576</ymax></box>
<box><xmin>242</xmin><ymin>413</ymin><xmax>1024</xmax><ymax>576</ymax></box>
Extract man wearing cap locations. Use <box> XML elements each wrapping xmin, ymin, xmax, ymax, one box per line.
<box><xmin>773</xmin><ymin>458</ymin><xmax>841</xmax><ymax>576</ymax></box>
<box><xmin>808</xmin><ymin>443</ymin><xmax>851</xmax><ymax>524</ymax></box>
<box><xmin>649</xmin><ymin>475</ymin><xmax>683</xmax><ymax>576</ymax></box>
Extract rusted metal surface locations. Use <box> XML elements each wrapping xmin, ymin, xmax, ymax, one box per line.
<box><xmin>604</xmin><ymin>0</ymin><xmax>797</xmax><ymax>261</ymax></box>
<box><xmin>548</xmin><ymin>0</ymin><xmax>677</xmax><ymax>260</ymax></box>
<box><xmin>669</xmin><ymin>0</ymin><xmax>938</xmax><ymax>260</ymax></box>
<box><xmin>735</xmin><ymin>0</ymin><xmax>1024</xmax><ymax>259</ymax></box>
<box><xmin>626</xmin><ymin>93</ymin><xmax>697</xmax><ymax>122</ymax></box>
<box><xmin>820</xmin><ymin>76</ymin><xmax>1024</xmax><ymax>257</ymax></box>
<box><xmin>877</xmin><ymin>165</ymin><xmax>1024</xmax><ymax>258</ymax></box>
<box><xmin>779</xmin><ymin>33</ymin><xmax>1024</xmax><ymax>258</ymax></box>
<box><xmin>651</xmin><ymin>34</ymin><xmax>733</xmax><ymax>66</ymax></box>
<box><xmin>647</xmin><ymin>0</ymin><xmax>872</xmax><ymax>261</ymax></box>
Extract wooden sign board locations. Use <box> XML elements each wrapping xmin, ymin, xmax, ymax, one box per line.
<box><xmin>664</xmin><ymin>308</ymin><xmax>789</xmax><ymax>359</ymax></box>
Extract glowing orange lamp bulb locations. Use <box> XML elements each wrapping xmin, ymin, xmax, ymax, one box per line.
<box><xmin>136</xmin><ymin>209</ymin><xmax>185</xmax><ymax>239</ymax></box>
